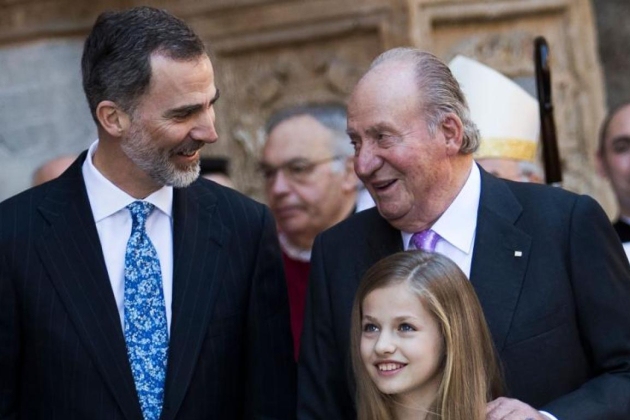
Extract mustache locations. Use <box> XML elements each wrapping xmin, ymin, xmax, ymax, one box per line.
<box><xmin>172</xmin><ymin>140</ymin><xmax>205</xmax><ymax>155</ymax></box>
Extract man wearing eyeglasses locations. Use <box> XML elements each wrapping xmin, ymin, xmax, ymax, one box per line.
<box><xmin>260</xmin><ymin>103</ymin><xmax>370</xmax><ymax>359</ymax></box>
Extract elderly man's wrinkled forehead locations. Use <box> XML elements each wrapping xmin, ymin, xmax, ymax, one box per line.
<box><xmin>349</xmin><ymin>60</ymin><xmax>420</xmax><ymax>114</ymax></box>
<box><xmin>356</xmin><ymin>59</ymin><xmax>416</xmax><ymax>91</ymax></box>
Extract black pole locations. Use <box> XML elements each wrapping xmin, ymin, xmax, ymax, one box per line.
<box><xmin>534</xmin><ymin>36</ymin><xmax>562</xmax><ymax>187</ymax></box>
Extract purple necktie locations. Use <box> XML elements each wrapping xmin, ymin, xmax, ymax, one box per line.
<box><xmin>411</xmin><ymin>229</ymin><xmax>440</xmax><ymax>252</ymax></box>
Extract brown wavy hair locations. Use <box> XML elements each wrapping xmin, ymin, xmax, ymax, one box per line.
<box><xmin>350</xmin><ymin>250</ymin><xmax>503</xmax><ymax>420</ymax></box>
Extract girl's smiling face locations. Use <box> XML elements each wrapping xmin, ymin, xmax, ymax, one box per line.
<box><xmin>360</xmin><ymin>281</ymin><xmax>444</xmax><ymax>409</ymax></box>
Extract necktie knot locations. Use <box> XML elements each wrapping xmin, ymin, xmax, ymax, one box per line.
<box><xmin>411</xmin><ymin>229</ymin><xmax>440</xmax><ymax>252</ymax></box>
<box><xmin>127</xmin><ymin>201</ymin><xmax>154</xmax><ymax>231</ymax></box>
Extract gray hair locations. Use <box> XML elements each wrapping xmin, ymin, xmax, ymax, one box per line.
<box><xmin>369</xmin><ymin>48</ymin><xmax>480</xmax><ymax>154</ymax></box>
<box><xmin>265</xmin><ymin>103</ymin><xmax>354</xmax><ymax>172</ymax></box>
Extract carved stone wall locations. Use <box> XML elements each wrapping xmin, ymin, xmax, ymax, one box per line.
<box><xmin>0</xmin><ymin>0</ymin><xmax>614</xmax><ymax>215</ymax></box>
<box><xmin>594</xmin><ymin>0</ymin><xmax>630</xmax><ymax>110</ymax></box>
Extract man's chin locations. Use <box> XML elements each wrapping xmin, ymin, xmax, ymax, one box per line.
<box><xmin>158</xmin><ymin>166</ymin><xmax>200</xmax><ymax>188</ymax></box>
<box><xmin>376</xmin><ymin>204</ymin><xmax>411</xmax><ymax>230</ymax></box>
<box><xmin>277</xmin><ymin>219</ymin><xmax>309</xmax><ymax>237</ymax></box>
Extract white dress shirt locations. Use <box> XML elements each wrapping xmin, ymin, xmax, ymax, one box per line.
<box><xmin>82</xmin><ymin>140</ymin><xmax>174</xmax><ymax>333</ymax></box>
<box><xmin>401</xmin><ymin>162</ymin><xmax>557</xmax><ymax>420</ymax></box>
<box><xmin>619</xmin><ymin>216</ymin><xmax>630</xmax><ymax>261</ymax></box>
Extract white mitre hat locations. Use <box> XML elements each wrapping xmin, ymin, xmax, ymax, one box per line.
<box><xmin>448</xmin><ymin>55</ymin><xmax>540</xmax><ymax>162</ymax></box>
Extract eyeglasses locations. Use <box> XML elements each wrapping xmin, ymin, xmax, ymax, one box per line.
<box><xmin>258</xmin><ymin>155</ymin><xmax>344</xmax><ymax>184</ymax></box>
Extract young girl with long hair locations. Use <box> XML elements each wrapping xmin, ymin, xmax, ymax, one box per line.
<box><xmin>350</xmin><ymin>250</ymin><xmax>503</xmax><ymax>420</ymax></box>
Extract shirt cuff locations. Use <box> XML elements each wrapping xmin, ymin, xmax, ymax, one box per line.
<box><xmin>540</xmin><ymin>411</ymin><xmax>558</xmax><ymax>420</ymax></box>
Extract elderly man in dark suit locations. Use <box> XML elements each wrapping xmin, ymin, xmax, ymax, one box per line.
<box><xmin>298</xmin><ymin>48</ymin><xmax>630</xmax><ymax>420</ymax></box>
<box><xmin>0</xmin><ymin>7</ymin><xmax>295</xmax><ymax>420</ymax></box>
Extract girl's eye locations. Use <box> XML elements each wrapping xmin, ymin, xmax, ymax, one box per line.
<box><xmin>362</xmin><ymin>323</ymin><xmax>379</xmax><ymax>333</ymax></box>
<box><xmin>398</xmin><ymin>323</ymin><xmax>415</xmax><ymax>332</ymax></box>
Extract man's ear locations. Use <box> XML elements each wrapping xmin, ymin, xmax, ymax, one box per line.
<box><xmin>96</xmin><ymin>100</ymin><xmax>131</xmax><ymax>138</ymax></box>
<box><xmin>441</xmin><ymin>113</ymin><xmax>464</xmax><ymax>155</ymax></box>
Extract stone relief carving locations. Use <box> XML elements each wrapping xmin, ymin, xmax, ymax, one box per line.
<box><xmin>447</xmin><ymin>31</ymin><xmax>535</xmax><ymax>76</ymax></box>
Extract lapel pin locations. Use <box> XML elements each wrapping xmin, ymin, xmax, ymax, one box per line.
<box><xmin>514</xmin><ymin>250</ymin><xmax>523</xmax><ymax>257</ymax></box>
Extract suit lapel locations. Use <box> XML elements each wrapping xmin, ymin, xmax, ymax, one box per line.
<box><xmin>36</xmin><ymin>156</ymin><xmax>143</xmax><ymax>420</ymax></box>
<box><xmin>162</xmin><ymin>183</ymin><xmax>228</xmax><ymax>420</ymax></box>
<box><xmin>470</xmin><ymin>170</ymin><xmax>531</xmax><ymax>352</ymax></box>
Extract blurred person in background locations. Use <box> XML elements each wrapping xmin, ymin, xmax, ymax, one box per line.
<box><xmin>31</xmin><ymin>154</ymin><xmax>77</xmax><ymax>186</ymax></box>
<box><xmin>597</xmin><ymin>101</ymin><xmax>630</xmax><ymax>244</ymax></box>
<box><xmin>260</xmin><ymin>102</ymin><xmax>373</xmax><ymax>358</ymax></box>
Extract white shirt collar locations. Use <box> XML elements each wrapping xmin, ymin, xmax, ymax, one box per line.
<box><xmin>278</xmin><ymin>232</ymin><xmax>312</xmax><ymax>262</ymax></box>
<box><xmin>402</xmin><ymin>163</ymin><xmax>480</xmax><ymax>254</ymax></box>
<box><xmin>82</xmin><ymin>140</ymin><xmax>173</xmax><ymax>222</ymax></box>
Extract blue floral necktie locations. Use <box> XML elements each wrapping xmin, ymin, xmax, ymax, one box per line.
<box><xmin>124</xmin><ymin>201</ymin><xmax>169</xmax><ymax>420</ymax></box>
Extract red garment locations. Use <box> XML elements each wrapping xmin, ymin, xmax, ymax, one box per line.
<box><xmin>282</xmin><ymin>251</ymin><xmax>311</xmax><ymax>360</ymax></box>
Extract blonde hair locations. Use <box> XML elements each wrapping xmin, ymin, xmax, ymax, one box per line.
<box><xmin>350</xmin><ymin>251</ymin><xmax>503</xmax><ymax>420</ymax></box>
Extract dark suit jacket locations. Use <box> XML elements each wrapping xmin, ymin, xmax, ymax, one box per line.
<box><xmin>0</xmin><ymin>153</ymin><xmax>296</xmax><ymax>419</ymax></box>
<box><xmin>298</xmin><ymin>168</ymin><xmax>630</xmax><ymax>419</ymax></box>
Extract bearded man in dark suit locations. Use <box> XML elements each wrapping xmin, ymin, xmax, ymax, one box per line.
<box><xmin>0</xmin><ymin>7</ymin><xmax>295</xmax><ymax>419</ymax></box>
<box><xmin>298</xmin><ymin>48</ymin><xmax>630</xmax><ymax>420</ymax></box>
